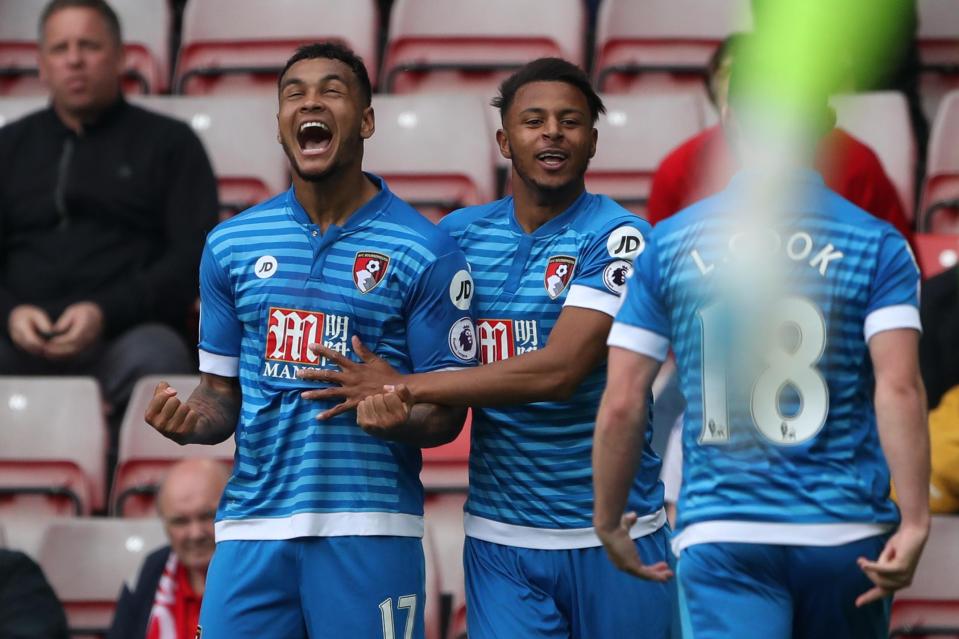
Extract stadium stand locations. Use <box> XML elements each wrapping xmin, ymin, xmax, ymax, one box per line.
<box><xmin>831</xmin><ymin>91</ymin><xmax>918</xmax><ymax>222</ymax></box>
<box><xmin>425</xmin><ymin>493</ymin><xmax>468</xmax><ymax>639</ymax></box>
<box><xmin>422</xmin><ymin>520</ymin><xmax>444</xmax><ymax>639</ymax></box>
<box><xmin>175</xmin><ymin>0</ymin><xmax>378</xmax><ymax>95</ymax></box>
<box><xmin>37</xmin><ymin>517</ymin><xmax>167</xmax><ymax>638</ymax></box>
<box><xmin>915</xmin><ymin>233</ymin><xmax>959</xmax><ymax>279</ymax></box>
<box><xmin>365</xmin><ymin>93</ymin><xmax>497</xmax><ymax>221</ymax></box>
<box><xmin>593</xmin><ymin>0</ymin><xmax>752</xmax><ymax>97</ymax></box>
<box><xmin>132</xmin><ymin>94</ymin><xmax>288</xmax><ymax>217</ymax></box>
<box><xmin>112</xmin><ymin>375</ymin><xmax>235</xmax><ymax>517</ymax></box>
<box><xmin>420</xmin><ymin>413</ymin><xmax>471</xmax><ymax>492</ymax></box>
<box><xmin>0</xmin><ymin>0</ymin><xmax>171</xmax><ymax>95</ymax></box>
<box><xmin>921</xmin><ymin>89</ymin><xmax>959</xmax><ymax>233</ymax></box>
<box><xmin>890</xmin><ymin>515</ymin><xmax>959</xmax><ymax>638</ymax></box>
<box><xmin>917</xmin><ymin>0</ymin><xmax>959</xmax><ymax>124</ymax></box>
<box><xmin>382</xmin><ymin>0</ymin><xmax>585</xmax><ymax>94</ymax></box>
<box><xmin>0</xmin><ymin>377</ymin><xmax>106</xmax><ymax>516</ymax></box>
<box><xmin>0</xmin><ymin>94</ymin><xmax>44</xmax><ymax>127</ymax></box>
<box><xmin>585</xmin><ymin>92</ymin><xmax>709</xmax><ymax>217</ymax></box>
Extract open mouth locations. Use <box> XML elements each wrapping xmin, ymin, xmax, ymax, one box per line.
<box><xmin>297</xmin><ymin>120</ymin><xmax>332</xmax><ymax>156</ymax></box>
<box><xmin>535</xmin><ymin>149</ymin><xmax>569</xmax><ymax>169</ymax></box>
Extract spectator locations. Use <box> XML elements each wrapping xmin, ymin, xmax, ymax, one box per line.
<box><xmin>0</xmin><ymin>549</ymin><xmax>70</xmax><ymax>639</ymax></box>
<box><xmin>646</xmin><ymin>33</ymin><xmax>913</xmax><ymax>244</ymax></box>
<box><xmin>0</xmin><ymin>0</ymin><xmax>218</xmax><ymax>433</ymax></box>
<box><xmin>108</xmin><ymin>458</ymin><xmax>229</xmax><ymax>639</ymax></box>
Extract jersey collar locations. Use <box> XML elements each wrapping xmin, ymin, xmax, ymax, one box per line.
<box><xmin>285</xmin><ymin>172</ymin><xmax>392</xmax><ymax>233</ymax></box>
<box><xmin>506</xmin><ymin>190</ymin><xmax>592</xmax><ymax>238</ymax></box>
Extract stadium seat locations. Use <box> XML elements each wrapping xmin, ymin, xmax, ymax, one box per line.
<box><xmin>383</xmin><ymin>0</ymin><xmax>585</xmax><ymax>94</ymax></box>
<box><xmin>594</xmin><ymin>0</ymin><xmax>752</xmax><ymax>97</ymax></box>
<box><xmin>37</xmin><ymin>517</ymin><xmax>167</xmax><ymax>637</ymax></box>
<box><xmin>424</xmin><ymin>492</ymin><xmax>467</xmax><ymax>639</ymax></box>
<box><xmin>365</xmin><ymin>94</ymin><xmax>497</xmax><ymax>221</ymax></box>
<box><xmin>917</xmin><ymin>0</ymin><xmax>959</xmax><ymax>124</ymax></box>
<box><xmin>914</xmin><ymin>233</ymin><xmax>959</xmax><ymax>279</ymax></box>
<box><xmin>890</xmin><ymin>515</ymin><xmax>959</xmax><ymax>638</ymax></box>
<box><xmin>175</xmin><ymin>0</ymin><xmax>378</xmax><ymax>96</ymax></box>
<box><xmin>0</xmin><ymin>377</ymin><xmax>106</xmax><ymax>516</ymax></box>
<box><xmin>422</xmin><ymin>519</ymin><xmax>444</xmax><ymax>639</ymax></box>
<box><xmin>586</xmin><ymin>93</ymin><xmax>710</xmax><ymax>217</ymax></box>
<box><xmin>132</xmin><ymin>95</ymin><xmax>288</xmax><ymax>217</ymax></box>
<box><xmin>830</xmin><ymin>92</ymin><xmax>917</xmax><ymax>222</ymax></box>
<box><xmin>921</xmin><ymin>90</ymin><xmax>959</xmax><ymax>233</ymax></box>
<box><xmin>112</xmin><ymin>375</ymin><xmax>235</xmax><ymax>517</ymax></box>
<box><xmin>0</xmin><ymin>94</ymin><xmax>45</xmax><ymax>127</ymax></box>
<box><xmin>421</xmin><ymin>413</ymin><xmax>471</xmax><ymax>492</ymax></box>
<box><xmin>0</xmin><ymin>0</ymin><xmax>171</xmax><ymax>95</ymax></box>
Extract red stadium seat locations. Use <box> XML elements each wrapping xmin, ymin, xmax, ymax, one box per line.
<box><xmin>175</xmin><ymin>0</ymin><xmax>378</xmax><ymax>96</ymax></box>
<box><xmin>830</xmin><ymin>91</ymin><xmax>918</xmax><ymax>222</ymax></box>
<box><xmin>0</xmin><ymin>0</ymin><xmax>170</xmax><ymax>95</ymax></box>
<box><xmin>421</xmin><ymin>413</ymin><xmax>471</xmax><ymax>492</ymax></box>
<box><xmin>921</xmin><ymin>90</ymin><xmax>959</xmax><ymax>233</ymax></box>
<box><xmin>586</xmin><ymin>93</ymin><xmax>710</xmax><ymax>218</ymax></box>
<box><xmin>132</xmin><ymin>95</ymin><xmax>288</xmax><ymax>218</ymax></box>
<box><xmin>112</xmin><ymin>375</ymin><xmax>235</xmax><ymax>517</ymax></box>
<box><xmin>917</xmin><ymin>0</ymin><xmax>959</xmax><ymax>125</ymax></box>
<box><xmin>594</xmin><ymin>0</ymin><xmax>752</xmax><ymax>97</ymax></box>
<box><xmin>890</xmin><ymin>516</ymin><xmax>959</xmax><ymax>639</ymax></box>
<box><xmin>0</xmin><ymin>377</ymin><xmax>106</xmax><ymax>516</ymax></box>
<box><xmin>37</xmin><ymin>517</ymin><xmax>167</xmax><ymax>638</ymax></box>
<box><xmin>914</xmin><ymin>233</ymin><xmax>959</xmax><ymax>279</ymax></box>
<box><xmin>383</xmin><ymin>0</ymin><xmax>585</xmax><ymax>95</ymax></box>
<box><xmin>365</xmin><ymin>94</ymin><xmax>497</xmax><ymax>221</ymax></box>
<box><xmin>424</xmin><ymin>492</ymin><xmax>468</xmax><ymax>639</ymax></box>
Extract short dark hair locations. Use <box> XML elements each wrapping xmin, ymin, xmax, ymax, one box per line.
<box><xmin>706</xmin><ymin>33</ymin><xmax>749</xmax><ymax>105</ymax></box>
<box><xmin>39</xmin><ymin>0</ymin><xmax>122</xmax><ymax>44</ymax></box>
<box><xmin>278</xmin><ymin>42</ymin><xmax>372</xmax><ymax>107</ymax></box>
<box><xmin>492</xmin><ymin>58</ymin><xmax>606</xmax><ymax>124</ymax></box>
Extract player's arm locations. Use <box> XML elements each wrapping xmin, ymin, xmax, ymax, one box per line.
<box><xmin>856</xmin><ymin>327</ymin><xmax>930</xmax><ymax>606</ymax></box>
<box><xmin>351</xmin><ymin>383</ymin><xmax>468</xmax><ymax>448</ymax></box>
<box><xmin>592</xmin><ymin>346</ymin><xmax>672</xmax><ymax>581</ymax></box>
<box><xmin>144</xmin><ymin>373</ymin><xmax>241</xmax><ymax>445</ymax></box>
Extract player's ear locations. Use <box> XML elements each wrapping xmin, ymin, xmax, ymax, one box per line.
<box><xmin>589</xmin><ymin>126</ymin><xmax>598</xmax><ymax>160</ymax></box>
<box><xmin>360</xmin><ymin>105</ymin><xmax>375</xmax><ymax>140</ymax></box>
<box><xmin>276</xmin><ymin>112</ymin><xmax>281</xmax><ymax>145</ymax></box>
<box><xmin>496</xmin><ymin>128</ymin><xmax>511</xmax><ymax>160</ymax></box>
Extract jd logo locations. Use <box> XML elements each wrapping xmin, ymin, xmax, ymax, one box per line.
<box><xmin>254</xmin><ymin>255</ymin><xmax>278</xmax><ymax>279</ymax></box>
<box><xmin>449</xmin><ymin>269</ymin><xmax>474</xmax><ymax>310</ymax></box>
<box><xmin>606</xmin><ymin>226</ymin><xmax>645</xmax><ymax>260</ymax></box>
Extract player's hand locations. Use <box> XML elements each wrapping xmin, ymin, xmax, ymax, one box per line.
<box><xmin>298</xmin><ymin>336</ymin><xmax>402</xmax><ymax>420</ymax></box>
<box><xmin>356</xmin><ymin>384</ymin><xmax>415</xmax><ymax>438</ymax></box>
<box><xmin>44</xmin><ymin>302</ymin><xmax>104</xmax><ymax>359</ymax></box>
<box><xmin>855</xmin><ymin>523</ymin><xmax>929</xmax><ymax>607</ymax></box>
<box><xmin>144</xmin><ymin>382</ymin><xmax>203</xmax><ymax>445</ymax></box>
<box><xmin>597</xmin><ymin>512</ymin><xmax>674</xmax><ymax>582</ymax></box>
<box><xmin>8</xmin><ymin>305</ymin><xmax>55</xmax><ymax>356</ymax></box>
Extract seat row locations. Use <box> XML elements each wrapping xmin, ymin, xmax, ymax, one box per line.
<box><xmin>0</xmin><ymin>0</ymin><xmax>957</xmax><ymax>120</ymax></box>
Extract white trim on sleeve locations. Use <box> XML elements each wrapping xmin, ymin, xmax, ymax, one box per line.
<box><xmin>563</xmin><ymin>284</ymin><xmax>621</xmax><ymax>317</ymax></box>
<box><xmin>607</xmin><ymin>322</ymin><xmax>670</xmax><ymax>361</ymax></box>
<box><xmin>199</xmin><ymin>350</ymin><xmax>239</xmax><ymax>377</ymax></box>
<box><xmin>863</xmin><ymin>304</ymin><xmax>921</xmax><ymax>342</ymax></box>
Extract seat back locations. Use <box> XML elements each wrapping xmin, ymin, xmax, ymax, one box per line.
<box><xmin>594</xmin><ymin>0</ymin><xmax>751</xmax><ymax>97</ymax></box>
<box><xmin>586</xmin><ymin>93</ymin><xmax>709</xmax><ymax>217</ymax></box>
<box><xmin>384</xmin><ymin>0</ymin><xmax>585</xmax><ymax>94</ymax></box>
<box><xmin>0</xmin><ymin>94</ymin><xmax>45</xmax><ymax>127</ymax></box>
<box><xmin>132</xmin><ymin>95</ymin><xmax>288</xmax><ymax>217</ymax></box>
<box><xmin>176</xmin><ymin>0</ymin><xmax>378</xmax><ymax>95</ymax></box>
<box><xmin>921</xmin><ymin>90</ymin><xmax>959</xmax><ymax>232</ymax></box>
<box><xmin>915</xmin><ymin>233</ymin><xmax>959</xmax><ymax>279</ymax></box>
<box><xmin>917</xmin><ymin>0</ymin><xmax>959</xmax><ymax>124</ymax></box>
<box><xmin>0</xmin><ymin>377</ymin><xmax>105</xmax><ymax>515</ymax></box>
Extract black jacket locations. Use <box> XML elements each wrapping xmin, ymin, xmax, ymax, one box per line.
<box><xmin>107</xmin><ymin>545</ymin><xmax>170</xmax><ymax>639</ymax></box>
<box><xmin>0</xmin><ymin>98</ymin><xmax>218</xmax><ymax>337</ymax></box>
<box><xmin>0</xmin><ymin>549</ymin><xmax>69</xmax><ymax>639</ymax></box>
<box><xmin>920</xmin><ymin>265</ymin><xmax>959</xmax><ymax>409</ymax></box>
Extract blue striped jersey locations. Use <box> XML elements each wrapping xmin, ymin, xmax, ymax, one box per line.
<box><xmin>198</xmin><ymin>175</ymin><xmax>477</xmax><ymax>541</ymax></box>
<box><xmin>440</xmin><ymin>192</ymin><xmax>666</xmax><ymax>549</ymax></box>
<box><xmin>609</xmin><ymin>170</ymin><xmax>921</xmax><ymax>552</ymax></box>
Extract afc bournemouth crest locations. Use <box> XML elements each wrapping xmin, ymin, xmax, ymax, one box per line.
<box><xmin>544</xmin><ymin>256</ymin><xmax>576</xmax><ymax>299</ymax></box>
<box><xmin>353</xmin><ymin>251</ymin><xmax>390</xmax><ymax>293</ymax></box>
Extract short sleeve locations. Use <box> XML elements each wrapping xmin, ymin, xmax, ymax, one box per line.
<box><xmin>863</xmin><ymin>230</ymin><xmax>922</xmax><ymax>342</ymax></box>
<box><xmin>198</xmin><ymin>242</ymin><xmax>242</xmax><ymax>376</ymax></box>
<box><xmin>564</xmin><ymin>218</ymin><xmax>650</xmax><ymax>317</ymax></box>
<box><xmin>607</xmin><ymin>233</ymin><xmax>671</xmax><ymax>361</ymax></box>
<box><xmin>405</xmin><ymin>248</ymin><xmax>478</xmax><ymax>373</ymax></box>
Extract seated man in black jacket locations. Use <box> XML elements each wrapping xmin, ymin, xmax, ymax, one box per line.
<box><xmin>0</xmin><ymin>0</ymin><xmax>218</xmax><ymax>432</ymax></box>
<box><xmin>0</xmin><ymin>549</ymin><xmax>69</xmax><ymax>639</ymax></box>
<box><xmin>109</xmin><ymin>458</ymin><xmax>229</xmax><ymax>639</ymax></box>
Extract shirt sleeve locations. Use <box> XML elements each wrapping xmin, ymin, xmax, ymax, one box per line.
<box><xmin>608</xmin><ymin>232</ymin><xmax>672</xmax><ymax>361</ymax></box>
<box><xmin>564</xmin><ymin>217</ymin><xmax>650</xmax><ymax>317</ymax></box>
<box><xmin>405</xmin><ymin>248</ymin><xmax>478</xmax><ymax>373</ymax></box>
<box><xmin>197</xmin><ymin>242</ymin><xmax>242</xmax><ymax>376</ymax></box>
<box><xmin>863</xmin><ymin>229</ymin><xmax>922</xmax><ymax>342</ymax></box>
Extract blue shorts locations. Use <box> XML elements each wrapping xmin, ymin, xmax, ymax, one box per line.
<box><xmin>197</xmin><ymin>536</ymin><xmax>425</xmax><ymax>639</ymax></box>
<box><xmin>677</xmin><ymin>536</ymin><xmax>891</xmax><ymax>639</ymax></box>
<box><xmin>464</xmin><ymin>527</ymin><xmax>675</xmax><ymax>639</ymax></box>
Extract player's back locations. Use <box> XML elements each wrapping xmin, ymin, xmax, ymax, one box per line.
<box><xmin>620</xmin><ymin>170</ymin><xmax>921</xmax><ymax>551</ymax></box>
